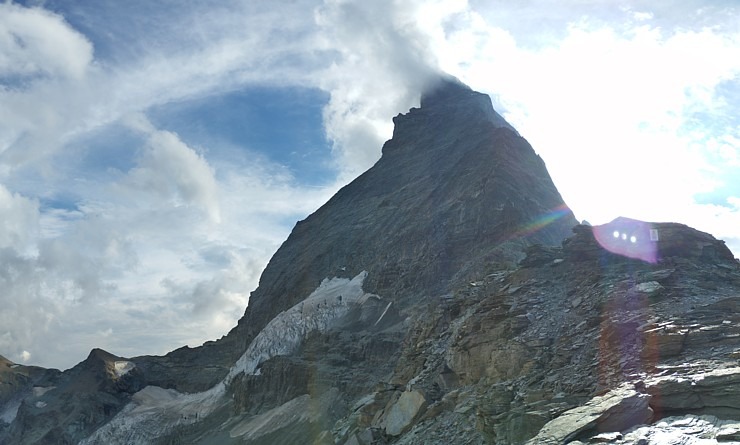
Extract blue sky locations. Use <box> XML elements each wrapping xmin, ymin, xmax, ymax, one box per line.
<box><xmin>1</xmin><ymin>0</ymin><xmax>738</xmax><ymax>369</ymax></box>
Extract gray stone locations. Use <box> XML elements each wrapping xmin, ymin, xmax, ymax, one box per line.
<box><xmin>384</xmin><ymin>390</ymin><xmax>427</xmax><ymax>436</ymax></box>
<box><xmin>634</xmin><ymin>281</ymin><xmax>663</xmax><ymax>295</ymax></box>
<box><xmin>344</xmin><ymin>433</ymin><xmax>361</xmax><ymax>445</ymax></box>
<box><xmin>526</xmin><ymin>384</ymin><xmax>652</xmax><ymax>444</ymax></box>
<box><xmin>717</xmin><ymin>427</ymin><xmax>740</xmax><ymax>442</ymax></box>
<box><xmin>646</xmin><ymin>367</ymin><xmax>740</xmax><ymax>415</ymax></box>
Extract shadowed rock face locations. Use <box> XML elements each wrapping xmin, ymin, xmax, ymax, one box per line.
<box><xmin>1</xmin><ymin>349</ymin><xmax>145</xmax><ymax>445</ymax></box>
<box><xmin>230</xmin><ymin>76</ymin><xmax>577</xmax><ymax>355</ymax></box>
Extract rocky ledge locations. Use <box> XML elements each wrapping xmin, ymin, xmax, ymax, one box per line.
<box><xmin>529</xmin><ymin>366</ymin><xmax>740</xmax><ymax>444</ymax></box>
<box><xmin>319</xmin><ymin>217</ymin><xmax>740</xmax><ymax>444</ymax></box>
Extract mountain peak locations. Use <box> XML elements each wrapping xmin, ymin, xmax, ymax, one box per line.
<box><xmin>84</xmin><ymin>348</ymin><xmax>119</xmax><ymax>364</ymax></box>
<box><xmin>239</xmin><ymin>79</ymin><xmax>577</xmax><ymax>340</ymax></box>
<box><xmin>419</xmin><ymin>75</ymin><xmax>473</xmax><ymax>108</ymax></box>
<box><xmin>411</xmin><ymin>75</ymin><xmax>516</xmax><ymax>132</ymax></box>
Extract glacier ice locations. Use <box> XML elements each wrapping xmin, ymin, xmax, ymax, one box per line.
<box><xmin>227</xmin><ymin>271</ymin><xmax>372</xmax><ymax>381</ymax></box>
<box><xmin>81</xmin><ymin>271</ymin><xmax>373</xmax><ymax>444</ymax></box>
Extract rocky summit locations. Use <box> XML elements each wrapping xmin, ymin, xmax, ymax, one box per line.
<box><xmin>2</xmin><ymin>77</ymin><xmax>740</xmax><ymax>445</ymax></box>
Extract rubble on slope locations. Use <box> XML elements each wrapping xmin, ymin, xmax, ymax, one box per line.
<box><xmin>326</xmin><ymin>219</ymin><xmax>740</xmax><ymax>445</ymax></box>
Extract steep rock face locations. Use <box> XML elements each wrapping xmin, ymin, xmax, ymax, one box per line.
<box><xmin>335</xmin><ymin>219</ymin><xmax>736</xmax><ymax>445</ymax></box>
<box><xmin>2</xmin><ymin>349</ymin><xmax>144</xmax><ymax>445</ymax></box>
<box><xmin>0</xmin><ymin>344</ymin><xmax>240</xmax><ymax>444</ymax></box>
<box><xmin>229</xmin><ymin>77</ymin><xmax>577</xmax><ymax>357</ymax></box>
<box><xmin>0</xmin><ymin>356</ymin><xmax>59</xmax><ymax>433</ymax></box>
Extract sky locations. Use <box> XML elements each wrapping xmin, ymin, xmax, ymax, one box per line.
<box><xmin>0</xmin><ymin>0</ymin><xmax>738</xmax><ymax>370</ymax></box>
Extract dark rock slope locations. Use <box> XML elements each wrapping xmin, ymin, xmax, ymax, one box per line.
<box><xmin>225</xmin><ymin>77</ymin><xmax>578</xmax><ymax>359</ymax></box>
<box><xmin>2</xmin><ymin>77</ymin><xmax>740</xmax><ymax>445</ymax></box>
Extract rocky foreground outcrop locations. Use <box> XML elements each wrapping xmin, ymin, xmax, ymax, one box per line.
<box><xmin>2</xmin><ymin>77</ymin><xmax>739</xmax><ymax>444</ymax></box>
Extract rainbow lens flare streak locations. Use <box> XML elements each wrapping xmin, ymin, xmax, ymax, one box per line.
<box><xmin>509</xmin><ymin>209</ymin><xmax>659</xmax><ymax>264</ymax></box>
<box><xmin>508</xmin><ymin>204</ymin><xmax>572</xmax><ymax>240</ymax></box>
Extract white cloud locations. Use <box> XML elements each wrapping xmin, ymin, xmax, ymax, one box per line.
<box><xmin>123</xmin><ymin>115</ymin><xmax>221</xmax><ymax>223</ymax></box>
<box><xmin>0</xmin><ymin>248</ymin><xmax>65</xmax><ymax>367</ymax></box>
<box><xmin>309</xmin><ymin>0</ymin><xmax>740</xmax><ymax>258</ymax></box>
<box><xmin>161</xmin><ymin>250</ymin><xmax>255</xmax><ymax>330</ymax></box>
<box><xmin>0</xmin><ymin>184</ymin><xmax>38</xmax><ymax>252</ymax></box>
<box><xmin>0</xmin><ymin>3</ymin><xmax>93</xmax><ymax>81</ymax></box>
<box><xmin>0</xmin><ymin>0</ymin><xmax>446</xmax><ymax>368</ymax></box>
<box><xmin>0</xmin><ymin>112</ymin><xmax>339</xmax><ymax>368</ymax></box>
<box><xmin>315</xmin><ymin>0</ymin><xmax>450</xmax><ymax>179</ymax></box>
<box><xmin>0</xmin><ymin>1</ymin><xmax>325</xmax><ymax>174</ymax></box>
<box><xmin>0</xmin><ymin>3</ymin><xmax>98</xmax><ymax>168</ymax></box>
<box><xmin>415</xmin><ymin>5</ymin><xmax>740</xmax><ymax>249</ymax></box>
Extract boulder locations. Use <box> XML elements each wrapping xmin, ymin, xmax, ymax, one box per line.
<box><xmin>384</xmin><ymin>390</ymin><xmax>427</xmax><ymax>436</ymax></box>
<box><xmin>526</xmin><ymin>384</ymin><xmax>652</xmax><ymax>444</ymax></box>
<box><xmin>634</xmin><ymin>281</ymin><xmax>663</xmax><ymax>295</ymax></box>
<box><xmin>646</xmin><ymin>367</ymin><xmax>740</xmax><ymax>418</ymax></box>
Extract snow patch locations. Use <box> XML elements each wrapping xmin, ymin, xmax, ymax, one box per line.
<box><xmin>0</xmin><ymin>386</ymin><xmax>52</xmax><ymax>424</ymax></box>
<box><xmin>0</xmin><ymin>400</ymin><xmax>21</xmax><ymax>424</ymax></box>
<box><xmin>32</xmin><ymin>386</ymin><xmax>55</xmax><ymax>397</ymax></box>
<box><xmin>113</xmin><ymin>360</ymin><xmax>135</xmax><ymax>377</ymax></box>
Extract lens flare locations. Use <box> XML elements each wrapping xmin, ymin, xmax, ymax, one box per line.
<box><xmin>592</xmin><ymin>217</ymin><xmax>658</xmax><ymax>263</ymax></box>
<box><xmin>508</xmin><ymin>204</ymin><xmax>572</xmax><ymax>239</ymax></box>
